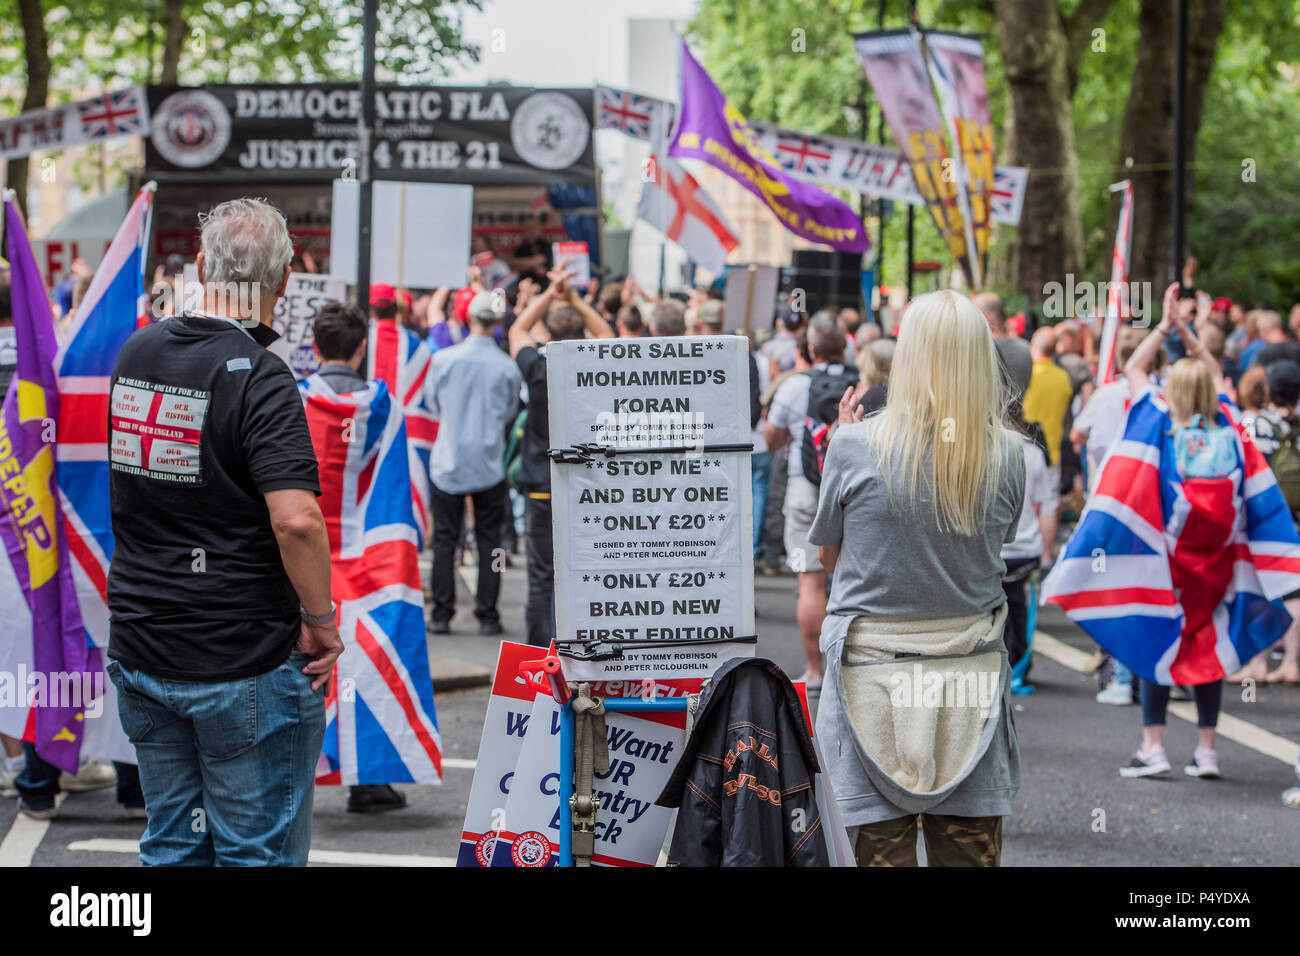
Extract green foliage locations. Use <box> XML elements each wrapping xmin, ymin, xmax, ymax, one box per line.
<box><xmin>0</xmin><ymin>0</ymin><xmax>483</xmax><ymax>114</ymax></box>
<box><xmin>1186</xmin><ymin>1</ymin><xmax>1300</xmax><ymax>308</ymax></box>
<box><xmin>689</xmin><ymin>0</ymin><xmax>1300</xmax><ymax>309</ymax></box>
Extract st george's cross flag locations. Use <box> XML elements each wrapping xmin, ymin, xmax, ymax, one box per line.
<box><xmin>300</xmin><ymin>373</ymin><xmax>442</xmax><ymax>785</ymax></box>
<box><xmin>1096</xmin><ymin>180</ymin><xmax>1134</xmax><ymax>387</ymax></box>
<box><xmin>1043</xmin><ymin>391</ymin><xmax>1300</xmax><ymax>686</ymax></box>
<box><xmin>367</xmin><ymin>319</ymin><xmax>435</xmax><ymax>547</ymax></box>
<box><xmin>637</xmin><ymin>156</ymin><xmax>739</xmax><ymax>276</ymax></box>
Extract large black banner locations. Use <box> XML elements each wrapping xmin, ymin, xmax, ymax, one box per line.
<box><xmin>145</xmin><ymin>84</ymin><xmax>595</xmax><ymax>186</ymax></box>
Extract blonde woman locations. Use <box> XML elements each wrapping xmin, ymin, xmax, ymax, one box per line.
<box><xmin>854</xmin><ymin>337</ymin><xmax>895</xmax><ymax>418</ymax></box>
<box><xmin>810</xmin><ymin>290</ymin><xmax>1025</xmax><ymax>867</ymax></box>
<box><xmin>1112</xmin><ymin>283</ymin><xmax>1235</xmax><ymax>778</ymax></box>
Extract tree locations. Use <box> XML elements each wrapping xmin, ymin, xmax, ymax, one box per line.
<box><xmin>5</xmin><ymin>0</ymin><xmax>51</xmax><ymax>220</ymax></box>
<box><xmin>1114</xmin><ymin>0</ymin><xmax>1225</xmax><ymax>289</ymax></box>
<box><xmin>991</xmin><ymin>0</ymin><xmax>1116</xmax><ymax>307</ymax></box>
<box><xmin>0</xmin><ymin>1</ymin><xmax>484</xmax><ymax>211</ymax></box>
<box><xmin>160</xmin><ymin>0</ymin><xmax>185</xmax><ymax>84</ymax></box>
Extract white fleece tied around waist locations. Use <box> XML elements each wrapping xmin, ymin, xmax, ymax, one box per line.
<box><xmin>841</xmin><ymin>604</ymin><xmax>1007</xmax><ymax>797</ymax></box>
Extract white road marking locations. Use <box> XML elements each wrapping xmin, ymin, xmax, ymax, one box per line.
<box><xmin>0</xmin><ymin>813</ymin><xmax>51</xmax><ymax>868</ymax></box>
<box><xmin>67</xmin><ymin>838</ymin><xmax>456</xmax><ymax>867</ymax></box>
<box><xmin>1167</xmin><ymin>704</ymin><xmax>1300</xmax><ymax>767</ymax></box>
<box><xmin>459</xmin><ymin>565</ymin><xmax>478</xmax><ymax>593</ymax></box>
<box><xmin>1034</xmin><ymin>631</ymin><xmax>1300</xmax><ymax>766</ymax></box>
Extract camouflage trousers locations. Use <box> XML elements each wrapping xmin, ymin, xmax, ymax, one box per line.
<box><xmin>853</xmin><ymin>813</ymin><xmax>1002</xmax><ymax>867</ymax></box>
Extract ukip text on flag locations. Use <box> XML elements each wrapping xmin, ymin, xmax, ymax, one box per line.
<box><xmin>668</xmin><ymin>42</ymin><xmax>869</xmax><ymax>254</ymax></box>
<box><xmin>1</xmin><ymin>193</ymin><xmax>97</xmax><ymax>773</ymax></box>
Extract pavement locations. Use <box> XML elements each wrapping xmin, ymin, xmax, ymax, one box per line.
<box><xmin>3</xmin><ymin>554</ymin><xmax>1299</xmax><ymax>866</ymax></box>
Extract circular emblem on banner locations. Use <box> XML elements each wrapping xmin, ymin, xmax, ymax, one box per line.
<box><xmin>510</xmin><ymin>830</ymin><xmax>552</xmax><ymax>867</ymax></box>
<box><xmin>510</xmin><ymin>93</ymin><xmax>590</xmax><ymax>171</ymax></box>
<box><xmin>474</xmin><ymin>830</ymin><xmax>497</xmax><ymax>867</ymax></box>
<box><xmin>151</xmin><ymin>90</ymin><xmax>231</xmax><ymax>169</ymax></box>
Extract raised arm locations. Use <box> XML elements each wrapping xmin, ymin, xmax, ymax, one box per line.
<box><xmin>1125</xmin><ymin>283</ymin><xmax>1178</xmax><ymax>400</ymax></box>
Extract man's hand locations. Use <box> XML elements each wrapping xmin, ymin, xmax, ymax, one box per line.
<box><xmin>295</xmin><ymin>618</ymin><xmax>344</xmax><ymax>692</ymax></box>
<box><xmin>838</xmin><ymin>382</ymin><xmax>868</xmax><ymax>425</ymax></box>
<box><xmin>1160</xmin><ymin>281</ymin><xmax>1181</xmax><ymax>332</ymax></box>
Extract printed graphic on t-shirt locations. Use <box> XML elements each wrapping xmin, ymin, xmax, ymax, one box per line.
<box><xmin>110</xmin><ymin>377</ymin><xmax>209</xmax><ymax>483</ymax></box>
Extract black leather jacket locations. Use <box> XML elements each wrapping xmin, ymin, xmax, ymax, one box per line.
<box><xmin>655</xmin><ymin>658</ymin><xmax>829</xmax><ymax>867</ymax></box>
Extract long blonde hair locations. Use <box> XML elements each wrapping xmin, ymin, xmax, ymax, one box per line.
<box><xmin>1164</xmin><ymin>358</ymin><xmax>1220</xmax><ymax>428</ymax></box>
<box><xmin>868</xmin><ymin>290</ymin><xmax>1011</xmax><ymax>536</ymax></box>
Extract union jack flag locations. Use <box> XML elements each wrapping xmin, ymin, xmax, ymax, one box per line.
<box><xmin>1043</xmin><ymin>392</ymin><xmax>1300</xmax><ymax>685</ymax></box>
<box><xmin>55</xmin><ymin>183</ymin><xmax>155</xmax><ymax>651</ymax></box>
<box><xmin>77</xmin><ymin>88</ymin><xmax>146</xmax><ymax>140</ymax></box>
<box><xmin>595</xmin><ymin>86</ymin><xmax>658</xmax><ymax>140</ymax></box>
<box><xmin>367</xmin><ymin>320</ymin><xmax>435</xmax><ymax>547</ymax></box>
<box><xmin>990</xmin><ymin>166</ymin><xmax>1026</xmax><ymax>226</ymax></box>
<box><xmin>301</xmin><ymin>374</ymin><xmax>442</xmax><ymax>785</ymax></box>
<box><xmin>774</xmin><ymin>131</ymin><xmax>835</xmax><ymax>178</ymax></box>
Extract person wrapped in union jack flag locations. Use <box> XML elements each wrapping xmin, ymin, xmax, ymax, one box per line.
<box><xmin>1045</xmin><ymin>282</ymin><xmax>1300</xmax><ymax>782</ymax></box>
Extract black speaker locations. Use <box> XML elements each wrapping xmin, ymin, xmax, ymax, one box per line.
<box><xmin>789</xmin><ymin>250</ymin><xmax>863</xmax><ymax>312</ymax></box>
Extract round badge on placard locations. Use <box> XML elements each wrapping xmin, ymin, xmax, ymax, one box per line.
<box><xmin>510</xmin><ymin>830</ymin><xmax>552</xmax><ymax>867</ymax></box>
<box><xmin>474</xmin><ymin>830</ymin><xmax>497</xmax><ymax>867</ymax></box>
<box><xmin>151</xmin><ymin>90</ymin><xmax>232</xmax><ymax>169</ymax></box>
<box><xmin>510</xmin><ymin>93</ymin><xmax>590</xmax><ymax>171</ymax></box>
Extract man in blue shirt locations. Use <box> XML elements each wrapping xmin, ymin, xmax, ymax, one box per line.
<box><xmin>426</xmin><ymin>291</ymin><xmax>521</xmax><ymax>635</ymax></box>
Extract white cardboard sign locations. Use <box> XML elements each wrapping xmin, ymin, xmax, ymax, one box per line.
<box><xmin>547</xmin><ymin>335</ymin><xmax>755</xmax><ymax>680</ymax></box>
<box><xmin>487</xmin><ymin>694</ymin><xmax>682</xmax><ymax>868</ymax></box>
<box><xmin>331</xmin><ymin>179</ymin><xmax>473</xmax><ymax>288</ymax></box>
<box><xmin>267</xmin><ymin>272</ymin><xmax>347</xmax><ymax>379</ymax></box>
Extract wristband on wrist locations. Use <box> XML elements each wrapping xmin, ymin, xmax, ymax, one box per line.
<box><xmin>301</xmin><ymin>602</ymin><xmax>337</xmax><ymax>627</ymax></box>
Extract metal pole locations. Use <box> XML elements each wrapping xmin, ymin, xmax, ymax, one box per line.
<box><xmin>1171</xmin><ymin>0</ymin><xmax>1187</xmax><ymax>286</ymax></box>
<box><xmin>356</xmin><ymin>0</ymin><xmax>378</xmax><ymax>309</ymax></box>
<box><xmin>906</xmin><ymin>204</ymin><xmax>914</xmax><ymax>300</ymax></box>
<box><xmin>874</xmin><ymin>0</ymin><xmax>887</xmax><ymax>292</ymax></box>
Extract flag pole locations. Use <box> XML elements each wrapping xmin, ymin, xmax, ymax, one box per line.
<box><xmin>356</xmin><ymin>0</ymin><xmax>378</xmax><ymax>309</ymax></box>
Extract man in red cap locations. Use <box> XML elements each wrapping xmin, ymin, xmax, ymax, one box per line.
<box><xmin>368</xmin><ymin>282</ymin><xmax>437</xmax><ymax>544</ymax></box>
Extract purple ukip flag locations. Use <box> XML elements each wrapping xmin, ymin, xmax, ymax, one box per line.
<box><xmin>2</xmin><ymin>193</ymin><xmax>97</xmax><ymax>773</ymax></box>
<box><xmin>668</xmin><ymin>41</ymin><xmax>869</xmax><ymax>253</ymax></box>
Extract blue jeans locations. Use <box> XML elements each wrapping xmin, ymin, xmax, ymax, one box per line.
<box><xmin>751</xmin><ymin>451</ymin><xmax>773</xmax><ymax>558</ymax></box>
<box><xmin>1113</xmin><ymin>659</ymin><xmax>1134</xmax><ymax>688</ymax></box>
<box><xmin>106</xmin><ymin>651</ymin><xmax>326</xmax><ymax>867</ymax></box>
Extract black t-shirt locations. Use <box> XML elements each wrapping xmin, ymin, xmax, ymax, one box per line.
<box><xmin>512</xmin><ymin>238</ymin><xmax>553</xmax><ymax>270</ymax></box>
<box><xmin>516</xmin><ymin>345</ymin><xmax>551</xmax><ymax>492</ymax></box>
<box><xmin>107</xmin><ymin>314</ymin><xmax>321</xmax><ymax>681</ymax></box>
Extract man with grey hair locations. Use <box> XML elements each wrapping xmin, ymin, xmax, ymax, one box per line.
<box><xmin>105</xmin><ymin>197</ymin><xmax>341</xmax><ymax>866</ymax></box>
<box><xmin>649</xmin><ymin>299</ymin><xmax>687</xmax><ymax>336</ymax></box>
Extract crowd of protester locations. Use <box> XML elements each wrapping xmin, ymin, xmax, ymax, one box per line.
<box><xmin>4</xmin><ymin>195</ymin><xmax>1300</xmax><ymax>867</ymax></box>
